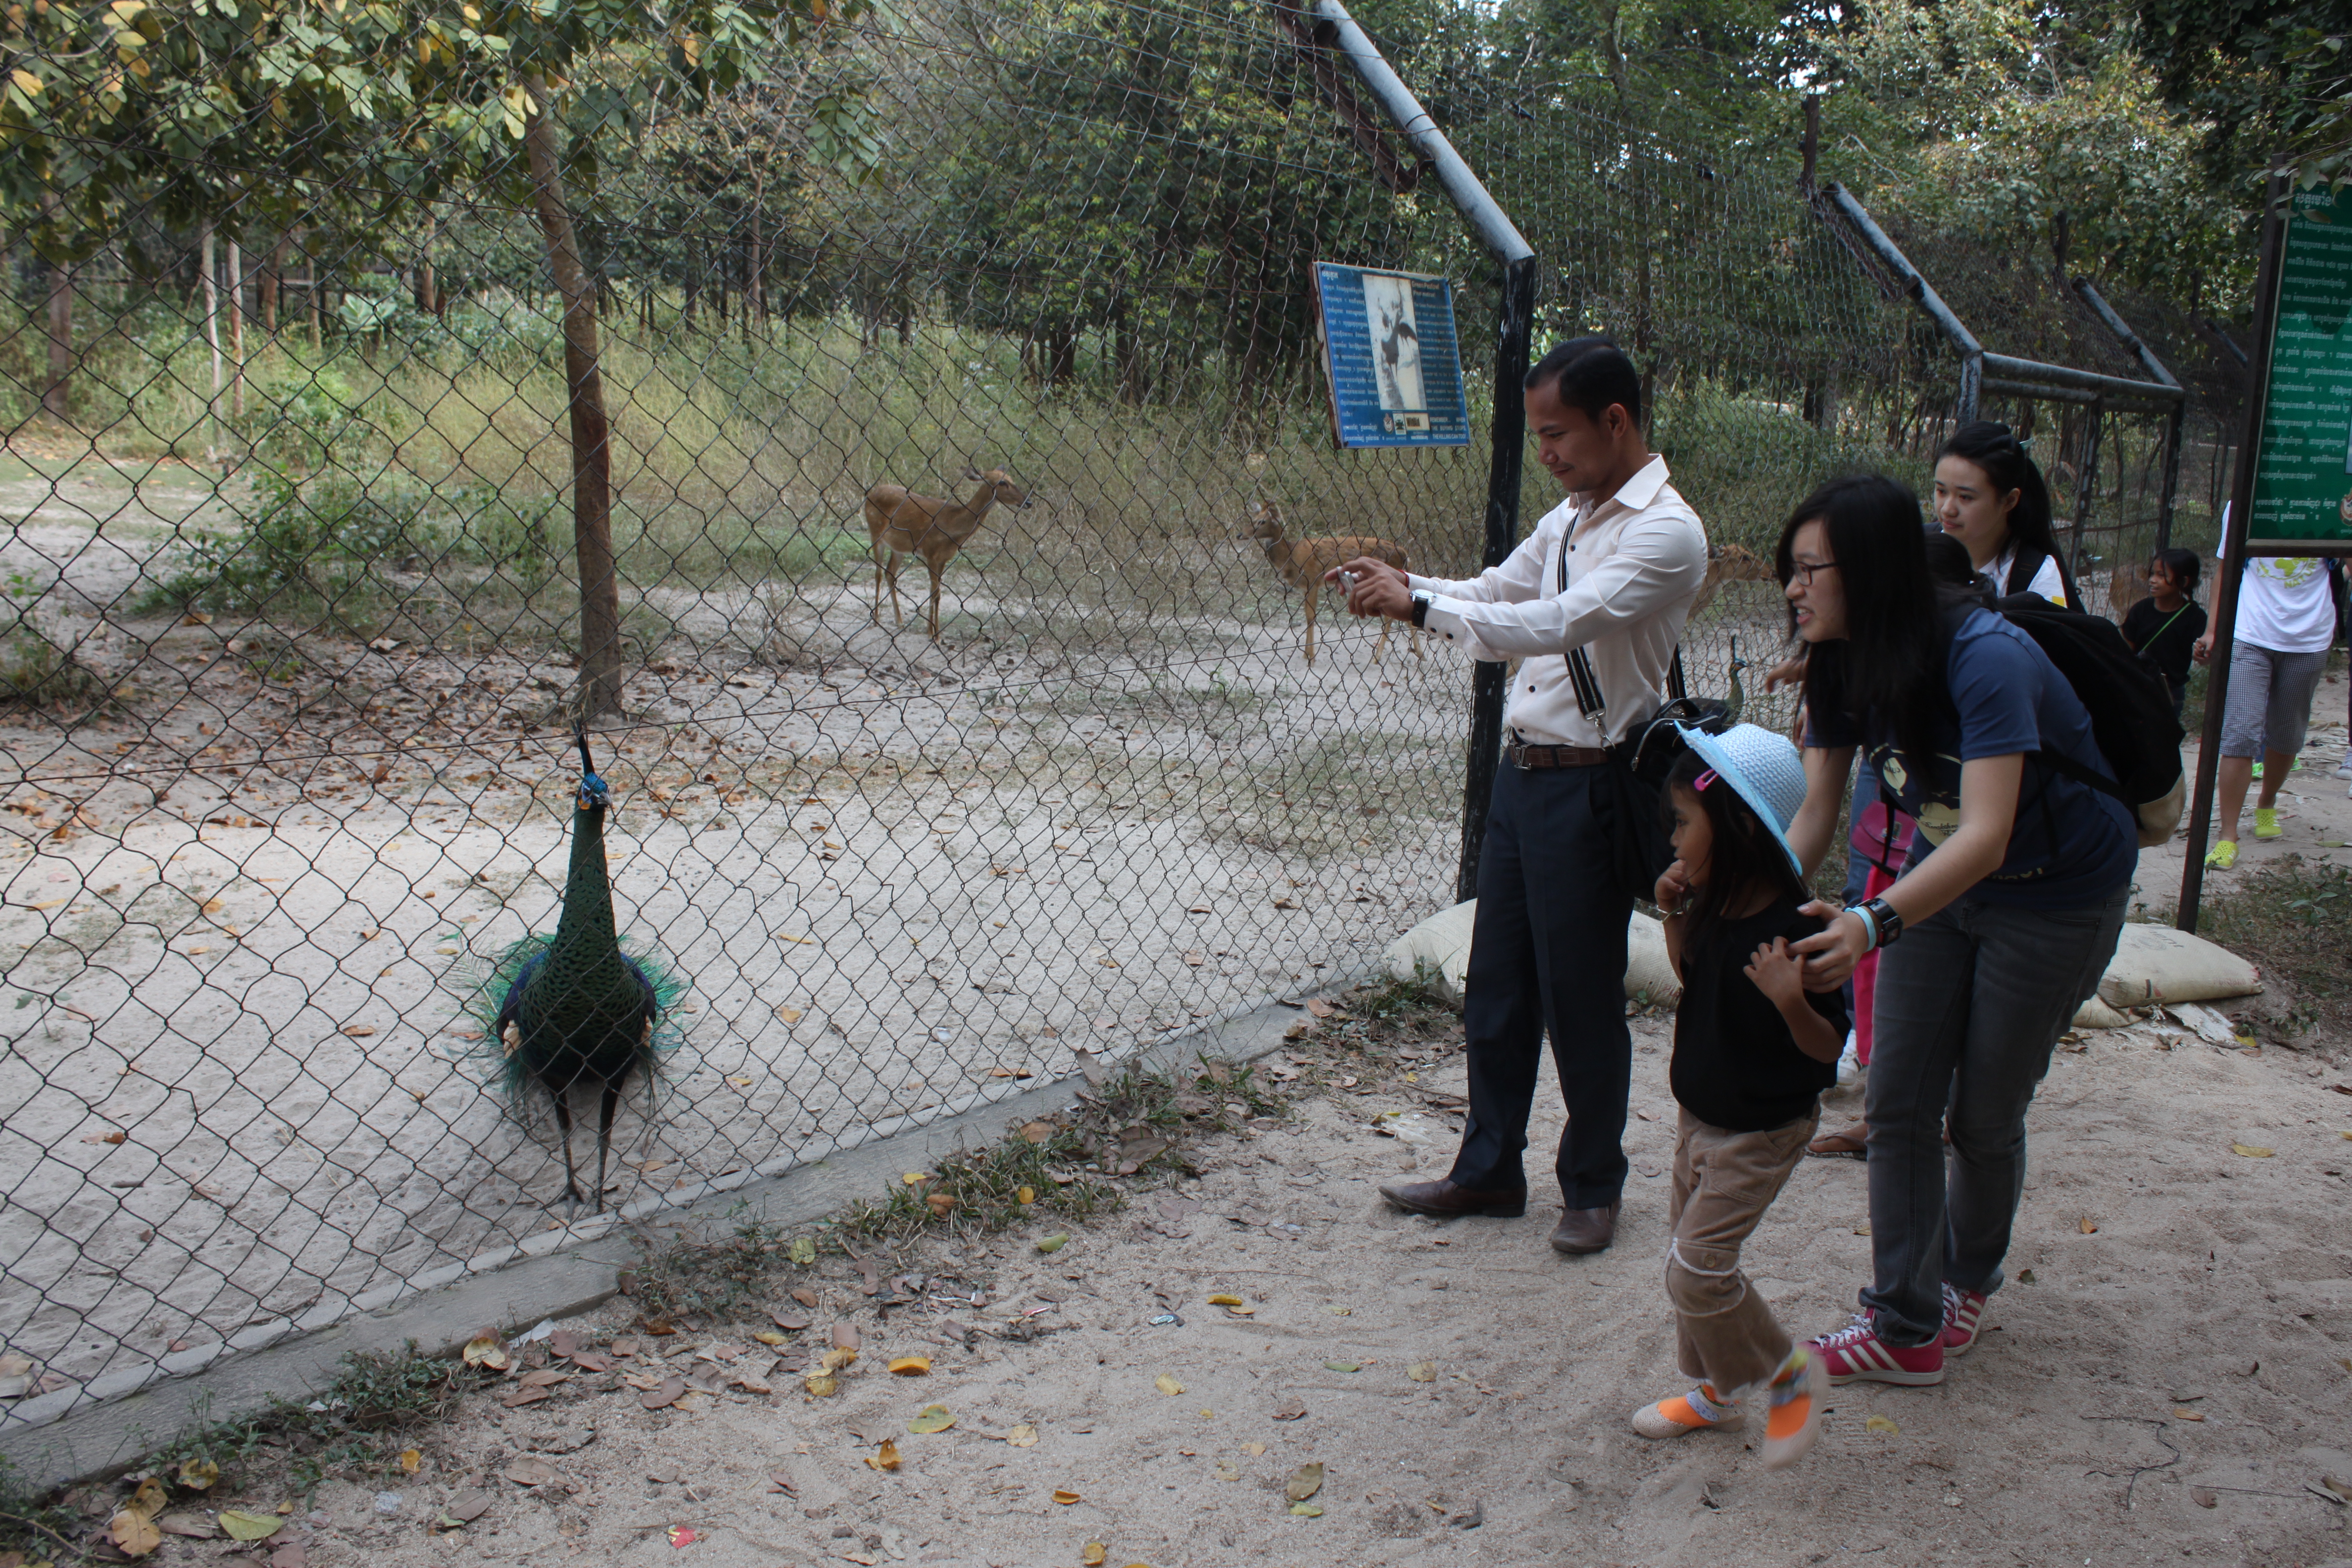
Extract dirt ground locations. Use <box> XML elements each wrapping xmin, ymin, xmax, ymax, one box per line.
<box><xmin>70</xmin><ymin>974</ymin><xmax>2352</xmax><ymax>1568</ymax></box>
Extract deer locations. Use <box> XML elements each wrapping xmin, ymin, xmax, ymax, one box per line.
<box><xmin>1246</xmin><ymin>500</ymin><xmax>1420</xmax><ymax>668</ymax></box>
<box><xmin>1687</xmin><ymin>540</ymin><xmax>1776</xmax><ymax>618</ymax></box>
<box><xmin>864</xmin><ymin>466</ymin><xmax>1030</xmax><ymax>640</ymax></box>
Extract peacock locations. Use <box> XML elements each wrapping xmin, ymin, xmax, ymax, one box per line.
<box><xmin>471</xmin><ymin>724</ymin><xmax>680</xmax><ymax>1215</ymax></box>
<box><xmin>1724</xmin><ymin>634</ymin><xmax>1749</xmax><ymax>723</ymax></box>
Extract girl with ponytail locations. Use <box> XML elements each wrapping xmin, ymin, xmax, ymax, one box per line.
<box><xmin>1934</xmin><ymin>421</ymin><xmax>2076</xmax><ymax>607</ymax></box>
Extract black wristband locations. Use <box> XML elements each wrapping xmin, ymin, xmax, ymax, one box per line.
<box><xmin>1410</xmin><ymin>591</ymin><xmax>1432</xmax><ymax>630</ymax></box>
<box><xmin>1861</xmin><ymin>895</ymin><xmax>1903</xmax><ymax>948</ymax></box>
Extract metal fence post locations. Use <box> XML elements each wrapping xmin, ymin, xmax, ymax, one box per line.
<box><xmin>1458</xmin><ymin>255</ymin><xmax>1536</xmax><ymax>901</ymax></box>
<box><xmin>1311</xmin><ymin>0</ymin><xmax>1537</xmax><ymax>903</ymax></box>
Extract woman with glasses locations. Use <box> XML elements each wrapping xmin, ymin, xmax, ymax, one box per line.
<box><xmin>1773</xmin><ymin>475</ymin><xmax>2131</xmax><ymax>1389</ymax></box>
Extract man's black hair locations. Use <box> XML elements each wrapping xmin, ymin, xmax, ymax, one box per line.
<box><xmin>1524</xmin><ymin>336</ymin><xmax>1641</xmax><ymax>426</ymax></box>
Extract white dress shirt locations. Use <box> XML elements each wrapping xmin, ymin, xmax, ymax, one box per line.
<box><xmin>1408</xmin><ymin>455</ymin><xmax>1708</xmax><ymax>748</ymax></box>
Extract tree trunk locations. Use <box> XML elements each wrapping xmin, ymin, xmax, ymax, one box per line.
<box><xmin>415</xmin><ymin>215</ymin><xmax>438</xmax><ymax>316</ymax></box>
<box><xmin>524</xmin><ymin>84</ymin><xmax>625</xmax><ymax>719</ymax></box>
<box><xmin>199</xmin><ymin>222</ymin><xmax>222</xmax><ymax>453</ymax></box>
<box><xmin>40</xmin><ymin>253</ymin><xmax>72</xmax><ymax>423</ymax></box>
<box><xmin>259</xmin><ymin>232</ymin><xmax>286</xmax><ymax>333</ymax></box>
<box><xmin>227</xmin><ymin>238</ymin><xmax>245</xmax><ymax>417</ymax></box>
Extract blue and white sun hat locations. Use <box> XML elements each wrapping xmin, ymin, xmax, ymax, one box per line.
<box><xmin>1674</xmin><ymin>722</ymin><xmax>1808</xmax><ymax>879</ymax></box>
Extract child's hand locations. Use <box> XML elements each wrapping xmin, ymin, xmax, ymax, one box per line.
<box><xmin>1744</xmin><ymin>936</ymin><xmax>1807</xmax><ymax>1006</ymax></box>
<box><xmin>1655</xmin><ymin>861</ymin><xmax>1691</xmax><ymax>913</ymax></box>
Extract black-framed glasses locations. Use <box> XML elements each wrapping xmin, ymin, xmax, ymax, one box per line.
<box><xmin>1785</xmin><ymin>559</ymin><xmax>1840</xmax><ymax>587</ymax></box>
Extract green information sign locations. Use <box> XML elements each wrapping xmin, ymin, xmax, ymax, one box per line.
<box><xmin>2251</xmin><ymin>185</ymin><xmax>2352</xmax><ymax>547</ymax></box>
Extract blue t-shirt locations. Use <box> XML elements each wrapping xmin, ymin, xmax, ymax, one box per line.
<box><xmin>1808</xmin><ymin>609</ymin><xmax>2135</xmax><ymax>908</ymax></box>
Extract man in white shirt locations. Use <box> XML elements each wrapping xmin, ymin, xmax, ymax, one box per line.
<box><xmin>1334</xmin><ymin>338</ymin><xmax>1707</xmax><ymax>1255</ymax></box>
<box><xmin>2193</xmin><ymin>503</ymin><xmax>2337</xmax><ymax>869</ymax></box>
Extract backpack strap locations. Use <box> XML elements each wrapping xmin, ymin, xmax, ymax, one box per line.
<box><xmin>2030</xmin><ymin>747</ymin><xmax>2130</xmax><ymax>805</ymax></box>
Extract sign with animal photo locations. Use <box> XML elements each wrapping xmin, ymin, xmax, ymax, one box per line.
<box><xmin>2245</xmin><ymin>183</ymin><xmax>2352</xmax><ymax>550</ymax></box>
<box><xmin>1312</xmin><ymin>263</ymin><xmax>1471</xmax><ymax>449</ymax></box>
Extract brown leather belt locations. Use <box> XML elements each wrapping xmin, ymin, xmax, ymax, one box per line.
<box><xmin>1506</xmin><ymin>737</ymin><xmax>1610</xmax><ymax>770</ymax></box>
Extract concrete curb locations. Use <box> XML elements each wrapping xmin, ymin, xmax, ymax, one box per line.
<box><xmin>0</xmin><ymin>984</ymin><xmax>1337</xmax><ymax>1488</ymax></box>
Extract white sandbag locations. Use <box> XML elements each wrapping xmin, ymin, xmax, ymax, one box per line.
<box><xmin>1383</xmin><ymin>900</ymin><xmax>1476</xmax><ymax>1003</ymax></box>
<box><xmin>2072</xmin><ymin>994</ymin><xmax>2133</xmax><ymax>1030</ymax></box>
<box><xmin>1381</xmin><ymin>901</ymin><xmax>1683</xmax><ymax>1008</ymax></box>
<box><xmin>1624</xmin><ymin>911</ymin><xmax>1684</xmax><ymax>1007</ymax></box>
<box><xmin>2095</xmin><ymin>923</ymin><xmax>2261</xmax><ymax>1009</ymax></box>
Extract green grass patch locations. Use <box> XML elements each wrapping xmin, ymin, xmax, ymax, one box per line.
<box><xmin>2198</xmin><ymin>855</ymin><xmax>2352</xmax><ymax>1028</ymax></box>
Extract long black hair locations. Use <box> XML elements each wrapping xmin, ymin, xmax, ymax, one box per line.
<box><xmin>1660</xmin><ymin>748</ymin><xmax>1809</xmax><ymax>966</ymax></box>
<box><xmin>1938</xmin><ymin>420</ymin><xmax>2077</xmax><ymax>605</ymax></box>
<box><xmin>1777</xmin><ymin>475</ymin><xmax>1959</xmax><ymax>783</ymax></box>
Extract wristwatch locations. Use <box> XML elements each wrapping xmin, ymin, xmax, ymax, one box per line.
<box><xmin>1410</xmin><ymin>591</ymin><xmax>1433</xmax><ymax>630</ymax></box>
<box><xmin>1859</xmin><ymin>895</ymin><xmax>1904</xmax><ymax>949</ymax></box>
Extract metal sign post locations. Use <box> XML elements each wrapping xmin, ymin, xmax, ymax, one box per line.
<box><xmin>2178</xmin><ymin>177</ymin><xmax>2352</xmax><ymax>930</ymax></box>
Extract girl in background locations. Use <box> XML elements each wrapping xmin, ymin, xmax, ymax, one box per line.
<box><xmin>1934</xmin><ymin>422</ymin><xmax>2076</xmax><ymax>608</ymax></box>
<box><xmin>2121</xmin><ymin>547</ymin><xmax>2206</xmax><ymax>722</ymax></box>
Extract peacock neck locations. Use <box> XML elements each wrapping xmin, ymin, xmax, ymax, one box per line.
<box><xmin>548</xmin><ymin>801</ymin><xmax>619</xmax><ymax>959</ymax></box>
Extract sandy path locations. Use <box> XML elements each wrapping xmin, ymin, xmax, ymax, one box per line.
<box><xmin>201</xmin><ymin>1004</ymin><xmax>2352</xmax><ymax>1568</ymax></box>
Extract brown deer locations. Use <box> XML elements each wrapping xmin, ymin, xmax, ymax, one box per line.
<box><xmin>1246</xmin><ymin>500</ymin><xmax>1420</xmax><ymax>667</ymax></box>
<box><xmin>864</xmin><ymin>466</ymin><xmax>1030</xmax><ymax>640</ymax></box>
<box><xmin>1688</xmin><ymin>541</ymin><xmax>1776</xmax><ymax>618</ymax></box>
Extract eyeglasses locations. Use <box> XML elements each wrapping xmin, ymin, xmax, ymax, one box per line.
<box><xmin>1785</xmin><ymin>558</ymin><xmax>1840</xmax><ymax>587</ymax></box>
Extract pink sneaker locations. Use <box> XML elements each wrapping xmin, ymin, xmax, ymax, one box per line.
<box><xmin>1940</xmin><ymin>1283</ymin><xmax>1989</xmax><ymax>1355</ymax></box>
<box><xmin>1808</xmin><ymin>1313</ymin><xmax>1946</xmax><ymax>1386</ymax></box>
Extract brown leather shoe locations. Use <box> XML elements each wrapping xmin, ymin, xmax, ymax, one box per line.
<box><xmin>1549</xmin><ymin>1202</ymin><xmax>1619</xmax><ymax>1254</ymax></box>
<box><xmin>1375</xmin><ymin>1178</ymin><xmax>1527</xmax><ymax>1219</ymax></box>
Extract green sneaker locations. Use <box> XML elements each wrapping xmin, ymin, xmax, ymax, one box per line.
<box><xmin>2254</xmin><ymin>808</ymin><xmax>2283</xmax><ymax>840</ymax></box>
<box><xmin>2205</xmin><ymin>839</ymin><xmax>2238</xmax><ymax>870</ymax></box>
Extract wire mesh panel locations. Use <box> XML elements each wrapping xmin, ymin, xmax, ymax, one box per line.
<box><xmin>0</xmin><ymin>0</ymin><xmax>1996</xmax><ymax>1434</ymax></box>
<box><xmin>0</xmin><ymin>0</ymin><xmax>1514</xmax><ymax>1430</ymax></box>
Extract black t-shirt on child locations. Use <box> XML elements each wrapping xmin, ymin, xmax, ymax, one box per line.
<box><xmin>2121</xmin><ymin>595</ymin><xmax>2207</xmax><ymax>686</ymax></box>
<box><xmin>1670</xmin><ymin>899</ymin><xmax>1848</xmax><ymax>1133</ymax></box>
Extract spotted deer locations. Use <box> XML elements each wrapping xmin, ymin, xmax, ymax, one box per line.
<box><xmin>1246</xmin><ymin>500</ymin><xmax>1420</xmax><ymax>667</ymax></box>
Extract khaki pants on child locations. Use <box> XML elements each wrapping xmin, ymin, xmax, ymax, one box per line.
<box><xmin>1666</xmin><ymin>1106</ymin><xmax>1819</xmax><ymax>1396</ymax></box>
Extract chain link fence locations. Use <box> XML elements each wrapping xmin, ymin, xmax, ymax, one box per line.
<box><xmin>0</xmin><ymin>0</ymin><xmax>2185</xmax><ymax>1441</ymax></box>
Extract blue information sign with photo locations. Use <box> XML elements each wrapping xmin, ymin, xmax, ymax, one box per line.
<box><xmin>1313</xmin><ymin>262</ymin><xmax>1471</xmax><ymax>449</ymax></box>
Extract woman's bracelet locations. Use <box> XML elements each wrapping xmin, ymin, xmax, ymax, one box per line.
<box><xmin>1850</xmin><ymin>905</ymin><xmax>1878</xmax><ymax>950</ymax></box>
<box><xmin>1860</xmin><ymin>895</ymin><xmax>1904</xmax><ymax>948</ymax></box>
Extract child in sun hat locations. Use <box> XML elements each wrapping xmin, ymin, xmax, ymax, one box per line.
<box><xmin>1632</xmin><ymin>722</ymin><xmax>1849</xmax><ymax>1470</ymax></box>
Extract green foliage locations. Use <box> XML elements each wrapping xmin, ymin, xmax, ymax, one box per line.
<box><xmin>1814</xmin><ymin>0</ymin><xmax>2247</xmax><ymax>306</ymax></box>
<box><xmin>2137</xmin><ymin>0</ymin><xmax>2351</xmax><ymax>189</ymax></box>
<box><xmin>143</xmin><ymin>469</ymin><xmax>560</xmax><ymax>616</ymax></box>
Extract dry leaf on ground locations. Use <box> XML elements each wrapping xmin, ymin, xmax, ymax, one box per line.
<box><xmin>1037</xmin><ymin>1233</ymin><xmax>1070</xmax><ymax>1254</ymax></box>
<box><xmin>155</xmin><ymin>1513</ymin><xmax>217</xmax><ymax>1539</ymax></box>
<box><xmin>217</xmin><ymin>1509</ymin><xmax>284</xmax><ymax>1541</ymax></box>
<box><xmin>2078</xmin><ymin>1218</ymin><xmax>2099</xmax><ymax>1234</ymax></box>
<box><xmin>1007</xmin><ymin>1423</ymin><xmax>1040</xmax><ymax>1447</ymax></box>
<box><xmin>1207</xmin><ymin>1293</ymin><xmax>1243</xmax><ymax>1307</ymax></box>
<box><xmin>866</xmin><ymin>1439</ymin><xmax>902</xmax><ymax>1472</ymax></box>
<box><xmin>640</xmin><ymin>1376</ymin><xmax>686</xmax><ymax>1410</ymax></box>
<box><xmin>1053</xmin><ymin>1489</ymin><xmax>1082</xmax><ymax>1505</ymax></box>
<box><xmin>1083</xmin><ymin>1546</ymin><xmax>1107</xmax><ymax>1567</ymax></box>
<box><xmin>1286</xmin><ymin>1462</ymin><xmax>1324</xmax><ymax>1502</ymax></box>
<box><xmin>502</xmin><ymin>1457</ymin><xmax>557</xmax><ymax>1486</ymax></box>
<box><xmin>889</xmin><ymin>1356</ymin><xmax>931</xmax><ymax>1376</ymax></box>
<box><xmin>1865</xmin><ymin>1415</ymin><xmax>1900</xmax><ymax>1434</ymax></box>
<box><xmin>461</xmin><ymin>1333</ymin><xmax>509</xmax><ymax>1371</ymax></box>
<box><xmin>1154</xmin><ymin>1374</ymin><xmax>1184</xmax><ymax>1396</ymax></box>
<box><xmin>1408</xmin><ymin>1362</ymin><xmax>1437</xmax><ymax>1382</ymax></box>
<box><xmin>908</xmin><ymin>1404</ymin><xmax>956</xmax><ymax>1434</ymax></box>
<box><xmin>107</xmin><ymin>1509</ymin><xmax>163</xmax><ymax>1556</ymax></box>
<box><xmin>2232</xmin><ymin>1143</ymin><xmax>2275</xmax><ymax>1157</ymax></box>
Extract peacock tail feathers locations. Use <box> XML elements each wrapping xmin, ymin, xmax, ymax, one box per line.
<box><xmin>459</xmin><ymin>929</ymin><xmax>686</xmax><ymax>1106</ymax></box>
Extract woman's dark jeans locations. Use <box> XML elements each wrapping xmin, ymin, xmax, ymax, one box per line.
<box><xmin>1859</xmin><ymin>886</ymin><xmax>2129</xmax><ymax>1345</ymax></box>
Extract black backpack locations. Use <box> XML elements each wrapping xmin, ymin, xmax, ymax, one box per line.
<box><xmin>1992</xmin><ymin>593</ymin><xmax>2185</xmax><ymax>847</ymax></box>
